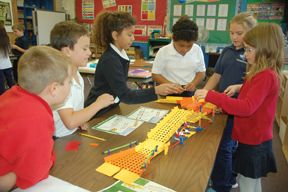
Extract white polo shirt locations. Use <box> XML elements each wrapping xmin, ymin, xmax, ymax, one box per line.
<box><xmin>53</xmin><ymin>71</ymin><xmax>84</xmax><ymax>137</ymax></box>
<box><xmin>152</xmin><ymin>42</ymin><xmax>206</xmax><ymax>85</ymax></box>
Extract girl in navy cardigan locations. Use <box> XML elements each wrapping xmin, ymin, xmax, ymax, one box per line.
<box><xmin>85</xmin><ymin>11</ymin><xmax>183</xmax><ymax>115</ymax></box>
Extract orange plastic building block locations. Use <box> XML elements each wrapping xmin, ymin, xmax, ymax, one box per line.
<box><xmin>104</xmin><ymin>148</ymin><xmax>147</xmax><ymax>175</ymax></box>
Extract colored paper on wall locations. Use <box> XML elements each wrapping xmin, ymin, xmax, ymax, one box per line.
<box><xmin>147</xmin><ymin>25</ymin><xmax>162</xmax><ymax>36</ymax></box>
<box><xmin>141</xmin><ymin>0</ymin><xmax>156</xmax><ymax>21</ymax></box>
<box><xmin>118</xmin><ymin>5</ymin><xmax>132</xmax><ymax>15</ymax></box>
<box><xmin>134</xmin><ymin>25</ymin><xmax>147</xmax><ymax>36</ymax></box>
<box><xmin>102</xmin><ymin>0</ymin><xmax>116</xmax><ymax>8</ymax></box>
<box><xmin>82</xmin><ymin>0</ymin><xmax>94</xmax><ymax>20</ymax></box>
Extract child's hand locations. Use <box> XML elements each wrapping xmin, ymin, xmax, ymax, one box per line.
<box><xmin>224</xmin><ymin>84</ymin><xmax>242</xmax><ymax>97</ymax></box>
<box><xmin>94</xmin><ymin>93</ymin><xmax>114</xmax><ymax>108</ymax></box>
<box><xmin>80</xmin><ymin>123</ymin><xmax>89</xmax><ymax>130</ymax></box>
<box><xmin>184</xmin><ymin>82</ymin><xmax>196</xmax><ymax>91</ymax></box>
<box><xmin>155</xmin><ymin>83</ymin><xmax>185</xmax><ymax>95</ymax></box>
<box><xmin>194</xmin><ymin>89</ymin><xmax>208</xmax><ymax>100</ymax></box>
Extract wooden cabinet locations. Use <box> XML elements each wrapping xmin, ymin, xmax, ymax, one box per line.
<box><xmin>276</xmin><ymin>71</ymin><xmax>288</xmax><ymax>163</ymax></box>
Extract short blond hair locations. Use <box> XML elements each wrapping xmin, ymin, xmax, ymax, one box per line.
<box><xmin>18</xmin><ymin>46</ymin><xmax>71</xmax><ymax>94</ymax></box>
<box><xmin>12</xmin><ymin>23</ymin><xmax>25</xmax><ymax>31</ymax></box>
<box><xmin>230</xmin><ymin>12</ymin><xmax>257</xmax><ymax>31</ymax></box>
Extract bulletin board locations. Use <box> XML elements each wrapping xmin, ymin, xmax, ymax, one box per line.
<box><xmin>76</xmin><ymin>0</ymin><xmax>167</xmax><ymax>41</ymax></box>
<box><xmin>169</xmin><ymin>0</ymin><xmax>237</xmax><ymax>44</ymax></box>
<box><xmin>246</xmin><ymin>0</ymin><xmax>286</xmax><ymax>24</ymax></box>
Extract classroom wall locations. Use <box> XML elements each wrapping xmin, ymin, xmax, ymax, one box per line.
<box><xmin>75</xmin><ymin>0</ymin><xmax>167</xmax><ymax>41</ymax></box>
<box><xmin>169</xmin><ymin>0</ymin><xmax>237</xmax><ymax>44</ymax></box>
<box><xmin>54</xmin><ymin>0</ymin><xmax>76</xmax><ymax>19</ymax></box>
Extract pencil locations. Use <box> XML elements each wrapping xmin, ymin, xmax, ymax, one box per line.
<box><xmin>79</xmin><ymin>133</ymin><xmax>106</xmax><ymax>141</ymax></box>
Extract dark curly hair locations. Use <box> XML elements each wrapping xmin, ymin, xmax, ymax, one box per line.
<box><xmin>93</xmin><ymin>11</ymin><xmax>136</xmax><ymax>50</ymax></box>
<box><xmin>172</xmin><ymin>15</ymin><xmax>198</xmax><ymax>42</ymax></box>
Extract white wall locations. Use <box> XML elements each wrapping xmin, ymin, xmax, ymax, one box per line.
<box><xmin>54</xmin><ymin>0</ymin><xmax>75</xmax><ymax>19</ymax></box>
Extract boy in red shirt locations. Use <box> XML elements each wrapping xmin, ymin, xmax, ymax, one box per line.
<box><xmin>0</xmin><ymin>46</ymin><xmax>72</xmax><ymax>191</ymax></box>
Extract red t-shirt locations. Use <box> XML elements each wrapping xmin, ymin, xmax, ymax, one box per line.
<box><xmin>0</xmin><ymin>86</ymin><xmax>55</xmax><ymax>189</ymax></box>
<box><xmin>206</xmin><ymin>69</ymin><xmax>279</xmax><ymax>145</ymax></box>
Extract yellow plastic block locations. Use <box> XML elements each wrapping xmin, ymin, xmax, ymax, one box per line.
<box><xmin>156</xmin><ymin>99</ymin><xmax>176</xmax><ymax>104</ymax></box>
<box><xmin>186</xmin><ymin>131</ymin><xmax>197</xmax><ymax>138</ymax></box>
<box><xmin>156</xmin><ymin>96</ymin><xmax>183</xmax><ymax>104</ymax></box>
<box><xmin>96</xmin><ymin>162</ymin><xmax>120</xmax><ymax>176</ymax></box>
<box><xmin>114</xmin><ymin>169</ymin><xmax>140</xmax><ymax>185</ymax></box>
<box><xmin>147</xmin><ymin>107</ymin><xmax>191</xmax><ymax>143</ymax></box>
<box><xmin>164</xmin><ymin>142</ymin><xmax>170</xmax><ymax>155</ymax></box>
<box><xmin>135</xmin><ymin>139</ymin><xmax>164</xmax><ymax>157</ymax></box>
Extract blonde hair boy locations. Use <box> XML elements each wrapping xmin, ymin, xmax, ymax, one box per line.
<box><xmin>0</xmin><ymin>46</ymin><xmax>72</xmax><ymax>191</ymax></box>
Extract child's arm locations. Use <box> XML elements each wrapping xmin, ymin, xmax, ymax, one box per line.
<box><xmin>203</xmin><ymin>73</ymin><xmax>221</xmax><ymax>90</ymax></box>
<box><xmin>152</xmin><ymin>73</ymin><xmax>171</xmax><ymax>84</ymax></box>
<box><xmin>0</xmin><ymin>172</ymin><xmax>16</xmax><ymax>192</ymax></box>
<box><xmin>11</xmin><ymin>44</ymin><xmax>26</xmax><ymax>54</ymax></box>
<box><xmin>184</xmin><ymin>71</ymin><xmax>205</xmax><ymax>91</ymax></box>
<box><xmin>196</xmin><ymin>71</ymin><xmax>277</xmax><ymax>117</ymax></box>
<box><xmin>58</xmin><ymin>94</ymin><xmax>114</xmax><ymax>129</ymax></box>
<box><xmin>224</xmin><ymin>84</ymin><xmax>242</xmax><ymax>97</ymax></box>
<box><xmin>155</xmin><ymin>83</ymin><xmax>184</xmax><ymax>95</ymax></box>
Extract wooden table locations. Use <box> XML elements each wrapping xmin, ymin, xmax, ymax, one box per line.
<box><xmin>51</xmin><ymin>102</ymin><xmax>226</xmax><ymax>192</ymax></box>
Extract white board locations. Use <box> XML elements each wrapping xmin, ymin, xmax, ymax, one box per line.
<box><xmin>33</xmin><ymin>10</ymin><xmax>66</xmax><ymax>45</ymax></box>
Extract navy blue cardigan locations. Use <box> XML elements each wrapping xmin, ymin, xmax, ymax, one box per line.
<box><xmin>85</xmin><ymin>46</ymin><xmax>157</xmax><ymax>114</ymax></box>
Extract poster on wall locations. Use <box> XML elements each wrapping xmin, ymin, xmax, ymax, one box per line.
<box><xmin>118</xmin><ymin>5</ymin><xmax>132</xmax><ymax>15</ymax></box>
<box><xmin>102</xmin><ymin>0</ymin><xmax>116</xmax><ymax>9</ymax></box>
<box><xmin>141</xmin><ymin>0</ymin><xmax>156</xmax><ymax>21</ymax></box>
<box><xmin>147</xmin><ymin>25</ymin><xmax>162</xmax><ymax>36</ymax></box>
<box><xmin>134</xmin><ymin>25</ymin><xmax>147</xmax><ymax>36</ymax></box>
<box><xmin>82</xmin><ymin>0</ymin><xmax>94</xmax><ymax>20</ymax></box>
<box><xmin>0</xmin><ymin>0</ymin><xmax>13</xmax><ymax>32</ymax></box>
<box><xmin>247</xmin><ymin>3</ymin><xmax>285</xmax><ymax>20</ymax></box>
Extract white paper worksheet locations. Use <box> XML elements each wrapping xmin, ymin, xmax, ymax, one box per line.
<box><xmin>92</xmin><ymin>115</ymin><xmax>144</xmax><ymax>136</ymax></box>
<box><xmin>12</xmin><ymin>175</ymin><xmax>90</xmax><ymax>192</ymax></box>
<box><xmin>127</xmin><ymin>106</ymin><xmax>169</xmax><ymax>124</ymax></box>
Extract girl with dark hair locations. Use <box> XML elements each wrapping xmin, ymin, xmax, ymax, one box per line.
<box><xmin>85</xmin><ymin>11</ymin><xmax>182</xmax><ymax>115</ymax></box>
<box><xmin>0</xmin><ymin>24</ymin><xmax>15</xmax><ymax>94</ymax></box>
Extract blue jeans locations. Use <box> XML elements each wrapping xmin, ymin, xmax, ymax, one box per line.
<box><xmin>211</xmin><ymin>115</ymin><xmax>237</xmax><ymax>192</ymax></box>
<box><xmin>0</xmin><ymin>68</ymin><xmax>15</xmax><ymax>95</ymax></box>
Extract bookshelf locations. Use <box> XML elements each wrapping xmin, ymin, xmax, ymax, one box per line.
<box><xmin>16</xmin><ymin>0</ymin><xmax>53</xmax><ymax>45</ymax></box>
